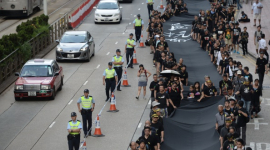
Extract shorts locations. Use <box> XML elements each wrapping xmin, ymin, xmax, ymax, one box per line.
<box><xmin>253</xmin><ymin>14</ymin><xmax>261</xmax><ymax>20</ymax></box>
<box><xmin>256</xmin><ymin>42</ymin><xmax>259</xmax><ymax>49</ymax></box>
<box><xmin>214</xmin><ymin>50</ymin><xmax>218</xmax><ymax>57</ymax></box>
<box><xmin>233</xmin><ymin>37</ymin><xmax>239</xmax><ymax>45</ymax></box>
<box><xmin>225</xmin><ymin>38</ymin><xmax>232</xmax><ymax>45</ymax></box>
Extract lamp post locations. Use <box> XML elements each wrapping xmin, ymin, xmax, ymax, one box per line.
<box><xmin>43</xmin><ymin>0</ymin><xmax>48</xmax><ymax>15</ymax></box>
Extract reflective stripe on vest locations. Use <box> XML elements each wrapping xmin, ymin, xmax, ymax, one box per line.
<box><xmin>113</xmin><ymin>56</ymin><xmax>122</xmax><ymax>67</ymax></box>
<box><xmin>148</xmin><ymin>0</ymin><xmax>153</xmax><ymax>5</ymax></box>
<box><xmin>105</xmin><ymin>68</ymin><xmax>115</xmax><ymax>78</ymax></box>
<box><xmin>135</xmin><ymin>18</ymin><xmax>142</xmax><ymax>26</ymax></box>
<box><xmin>69</xmin><ymin>121</ymin><xmax>80</xmax><ymax>135</ymax></box>
<box><xmin>127</xmin><ymin>39</ymin><xmax>135</xmax><ymax>48</ymax></box>
<box><xmin>81</xmin><ymin>96</ymin><xmax>92</xmax><ymax>109</ymax></box>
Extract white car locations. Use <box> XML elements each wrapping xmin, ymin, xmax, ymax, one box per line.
<box><xmin>94</xmin><ymin>0</ymin><xmax>122</xmax><ymax>23</ymax></box>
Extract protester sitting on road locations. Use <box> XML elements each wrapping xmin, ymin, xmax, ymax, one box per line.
<box><xmin>136</xmin><ymin>64</ymin><xmax>152</xmax><ymax>100</ymax></box>
<box><xmin>201</xmin><ymin>75</ymin><xmax>211</xmax><ymax>90</ymax></box>
<box><xmin>251</xmin><ymin>79</ymin><xmax>262</xmax><ymax>119</ymax></box>
<box><xmin>187</xmin><ymin>85</ymin><xmax>195</xmax><ymax>99</ymax></box>
<box><xmin>201</xmin><ymin>80</ymin><xmax>217</xmax><ymax>98</ymax></box>
<box><xmin>194</xmin><ymin>81</ymin><xmax>201</xmax><ymax>99</ymax></box>
<box><xmin>238</xmin><ymin>11</ymin><xmax>250</xmax><ymax>22</ymax></box>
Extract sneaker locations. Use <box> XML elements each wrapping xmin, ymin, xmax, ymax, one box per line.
<box><xmin>237</xmin><ymin>51</ymin><xmax>240</xmax><ymax>54</ymax></box>
<box><xmin>233</xmin><ymin>50</ymin><xmax>236</xmax><ymax>53</ymax></box>
<box><xmin>136</xmin><ymin>96</ymin><xmax>139</xmax><ymax>100</ymax></box>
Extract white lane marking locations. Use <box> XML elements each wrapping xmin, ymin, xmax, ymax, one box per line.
<box><xmin>148</xmin><ymin>100</ymin><xmax>151</xmax><ymax>105</ymax></box>
<box><xmin>131</xmin><ymin>14</ymin><xmax>132</xmax><ymax>15</ymax></box>
<box><xmin>49</xmin><ymin>121</ymin><xmax>56</xmax><ymax>128</ymax></box>
<box><xmin>68</xmin><ymin>99</ymin><xmax>73</xmax><ymax>105</ymax></box>
<box><xmin>96</xmin><ymin>64</ymin><xmax>100</xmax><ymax>68</ymax></box>
<box><xmin>115</xmin><ymin>41</ymin><xmax>118</xmax><ymax>44</ymax></box>
<box><xmin>106</xmin><ymin>52</ymin><xmax>110</xmax><ymax>55</ymax></box>
<box><xmin>256</xmin><ymin>143</ymin><xmax>270</xmax><ymax>150</ymax></box>
<box><xmin>122</xmin><ymin>32</ymin><xmax>125</xmax><ymax>34</ymax></box>
<box><xmin>129</xmin><ymin>22</ymin><xmax>131</xmax><ymax>25</ymax></box>
<box><xmin>138</xmin><ymin>123</ymin><xmax>142</xmax><ymax>128</ymax></box>
<box><xmin>83</xmin><ymin>81</ymin><xmax>88</xmax><ymax>85</ymax></box>
<box><xmin>142</xmin><ymin>3</ymin><xmax>144</xmax><ymax>4</ymax></box>
<box><xmin>138</xmin><ymin>8</ymin><xmax>140</xmax><ymax>10</ymax></box>
<box><xmin>134</xmin><ymin>15</ymin><xmax>136</xmax><ymax>17</ymax></box>
<box><xmin>247</xmin><ymin>118</ymin><xmax>268</xmax><ymax>130</ymax></box>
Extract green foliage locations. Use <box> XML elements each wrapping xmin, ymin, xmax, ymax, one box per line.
<box><xmin>1</xmin><ymin>14</ymin><xmax>50</xmax><ymax>61</ymax></box>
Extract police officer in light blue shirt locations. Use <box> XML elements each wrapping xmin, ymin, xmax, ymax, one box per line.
<box><xmin>67</xmin><ymin>112</ymin><xmax>82</xmax><ymax>150</ymax></box>
<box><xmin>112</xmin><ymin>49</ymin><xmax>125</xmax><ymax>91</ymax></box>
<box><xmin>103</xmin><ymin>62</ymin><xmax>118</xmax><ymax>101</ymax></box>
<box><xmin>77</xmin><ymin>89</ymin><xmax>95</xmax><ymax>137</ymax></box>
<box><xmin>146</xmin><ymin>0</ymin><xmax>154</xmax><ymax>17</ymax></box>
<box><xmin>133</xmin><ymin>14</ymin><xmax>144</xmax><ymax>42</ymax></box>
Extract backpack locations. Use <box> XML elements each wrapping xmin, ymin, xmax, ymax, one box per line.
<box><xmin>168</xmin><ymin>87</ymin><xmax>180</xmax><ymax>93</ymax></box>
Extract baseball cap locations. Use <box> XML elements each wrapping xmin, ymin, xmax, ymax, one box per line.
<box><xmin>151</xmin><ymin>114</ymin><xmax>159</xmax><ymax>118</ymax></box>
<box><xmin>108</xmin><ymin>62</ymin><xmax>113</xmax><ymax>66</ymax></box>
<box><xmin>84</xmin><ymin>89</ymin><xmax>89</xmax><ymax>93</ymax></box>
<box><xmin>237</xmin><ymin>70</ymin><xmax>242</xmax><ymax>75</ymax></box>
<box><xmin>152</xmin><ymin>101</ymin><xmax>160</xmax><ymax>107</ymax></box>
<box><xmin>154</xmin><ymin>108</ymin><xmax>161</xmax><ymax>112</ymax></box>
<box><xmin>116</xmin><ymin>49</ymin><xmax>121</xmax><ymax>52</ymax></box>
<box><xmin>71</xmin><ymin>112</ymin><xmax>77</xmax><ymax>117</ymax></box>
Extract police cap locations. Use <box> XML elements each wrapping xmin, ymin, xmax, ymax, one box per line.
<box><xmin>108</xmin><ymin>62</ymin><xmax>113</xmax><ymax>66</ymax></box>
<box><xmin>137</xmin><ymin>14</ymin><xmax>141</xmax><ymax>17</ymax></box>
<box><xmin>71</xmin><ymin>112</ymin><xmax>77</xmax><ymax>117</ymax></box>
<box><xmin>130</xmin><ymin>33</ymin><xmax>133</xmax><ymax>36</ymax></box>
<box><xmin>116</xmin><ymin>49</ymin><xmax>121</xmax><ymax>52</ymax></box>
<box><xmin>84</xmin><ymin>89</ymin><xmax>89</xmax><ymax>93</ymax></box>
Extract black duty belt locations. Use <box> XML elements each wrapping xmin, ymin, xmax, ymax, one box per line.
<box><xmin>106</xmin><ymin>78</ymin><xmax>115</xmax><ymax>81</ymax></box>
<box><xmin>114</xmin><ymin>67</ymin><xmax>122</xmax><ymax>69</ymax></box>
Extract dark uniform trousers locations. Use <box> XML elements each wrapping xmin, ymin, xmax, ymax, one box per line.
<box><xmin>242</xmin><ymin>41</ymin><xmax>248</xmax><ymax>55</ymax></box>
<box><xmin>114</xmin><ymin>67</ymin><xmax>123</xmax><ymax>90</ymax></box>
<box><xmin>126</xmin><ymin>48</ymin><xmax>134</xmax><ymax>67</ymax></box>
<box><xmin>68</xmin><ymin>135</ymin><xmax>80</xmax><ymax>150</ymax></box>
<box><xmin>81</xmin><ymin>109</ymin><xmax>92</xmax><ymax>135</ymax></box>
<box><xmin>135</xmin><ymin>26</ymin><xmax>142</xmax><ymax>42</ymax></box>
<box><xmin>147</xmin><ymin>4</ymin><xmax>153</xmax><ymax>17</ymax></box>
<box><xmin>105</xmin><ymin>78</ymin><xmax>116</xmax><ymax>99</ymax></box>
<box><xmin>258</xmin><ymin>72</ymin><xmax>265</xmax><ymax>89</ymax></box>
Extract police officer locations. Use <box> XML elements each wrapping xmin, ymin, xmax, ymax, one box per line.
<box><xmin>146</xmin><ymin>0</ymin><xmax>154</xmax><ymax>17</ymax></box>
<box><xmin>67</xmin><ymin>112</ymin><xmax>82</xmax><ymax>150</ymax></box>
<box><xmin>103</xmin><ymin>62</ymin><xmax>118</xmax><ymax>101</ymax></box>
<box><xmin>133</xmin><ymin>14</ymin><xmax>144</xmax><ymax>42</ymax></box>
<box><xmin>125</xmin><ymin>33</ymin><xmax>136</xmax><ymax>68</ymax></box>
<box><xmin>77</xmin><ymin>89</ymin><xmax>95</xmax><ymax>137</ymax></box>
<box><xmin>112</xmin><ymin>49</ymin><xmax>124</xmax><ymax>91</ymax></box>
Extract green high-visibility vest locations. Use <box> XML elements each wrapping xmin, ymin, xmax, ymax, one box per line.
<box><xmin>113</xmin><ymin>56</ymin><xmax>123</xmax><ymax>67</ymax></box>
<box><xmin>81</xmin><ymin>96</ymin><xmax>93</xmax><ymax>109</ymax></box>
<box><xmin>69</xmin><ymin>120</ymin><xmax>81</xmax><ymax>135</ymax></box>
<box><xmin>127</xmin><ymin>39</ymin><xmax>135</xmax><ymax>48</ymax></box>
<box><xmin>148</xmin><ymin>0</ymin><xmax>153</xmax><ymax>5</ymax></box>
<box><xmin>135</xmin><ymin>18</ymin><xmax>142</xmax><ymax>26</ymax></box>
<box><xmin>105</xmin><ymin>68</ymin><xmax>115</xmax><ymax>78</ymax></box>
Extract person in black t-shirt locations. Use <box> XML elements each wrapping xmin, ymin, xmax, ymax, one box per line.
<box><xmin>199</xmin><ymin>80</ymin><xmax>217</xmax><ymax>101</ymax></box>
<box><xmin>149</xmin><ymin>74</ymin><xmax>158</xmax><ymax>103</ymax></box>
<box><xmin>243</xmin><ymin>66</ymin><xmax>253</xmax><ymax>85</ymax></box>
<box><xmin>232</xmin><ymin>22</ymin><xmax>241</xmax><ymax>54</ymax></box>
<box><xmin>219</xmin><ymin>74</ymin><xmax>233</xmax><ymax>96</ymax></box>
<box><xmin>256</xmin><ymin>52</ymin><xmax>268</xmax><ymax>89</ymax></box>
<box><xmin>151</xmin><ymin>114</ymin><xmax>164</xmax><ymax>143</ymax></box>
<box><xmin>223</xmin><ymin>133</ymin><xmax>236</xmax><ymax>150</ymax></box>
<box><xmin>235</xmin><ymin>80</ymin><xmax>254</xmax><ymax>113</ymax></box>
<box><xmin>155</xmin><ymin>85</ymin><xmax>170</xmax><ymax>117</ymax></box>
<box><xmin>179</xmin><ymin>65</ymin><xmax>188</xmax><ymax>86</ymax></box>
<box><xmin>235</xmin><ymin>101</ymin><xmax>248</xmax><ymax>143</ymax></box>
<box><xmin>136</xmin><ymin>127</ymin><xmax>158</xmax><ymax>150</ymax></box>
<box><xmin>201</xmin><ymin>29</ymin><xmax>210</xmax><ymax>50</ymax></box>
<box><xmin>167</xmin><ymin>82</ymin><xmax>181</xmax><ymax>115</ymax></box>
<box><xmin>199</xmin><ymin>11</ymin><xmax>206</xmax><ymax>24</ymax></box>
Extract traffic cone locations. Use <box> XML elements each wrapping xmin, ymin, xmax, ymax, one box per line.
<box><xmin>121</xmin><ymin>69</ymin><xmax>131</xmax><ymax>87</ymax></box>
<box><xmin>92</xmin><ymin>115</ymin><xmax>105</xmax><ymax>137</ymax></box>
<box><xmin>82</xmin><ymin>141</ymin><xmax>87</xmax><ymax>150</ymax></box>
<box><xmin>139</xmin><ymin>35</ymin><xmax>145</xmax><ymax>47</ymax></box>
<box><xmin>159</xmin><ymin>0</ymin><xmax>164</xmax><ymax>9</ymax></box>
<box><xmin>133</xmin><ymin>49</ymin><xmax>139</xmax><ymax>65</ymax></box>
<box><xmin>107</xmin><ymin>92</ymin><xmax>119</xmax><ymax>112</ymax></box>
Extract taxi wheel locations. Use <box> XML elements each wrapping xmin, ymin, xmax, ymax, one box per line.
<box><xmin>15</xmin><ymin>97</ymin><xmax>20</xmax><ymax>101</ymax></box>
<box><xmin>50</xmin><ymin>88</ymin><xmax>55</xmax><ymax>100</ymax></box>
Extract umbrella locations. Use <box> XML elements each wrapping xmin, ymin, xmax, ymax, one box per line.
<box><xmin>160</xmin><ymin>70</ymin><xmax>181</xmax><ymax>77</ymax></box>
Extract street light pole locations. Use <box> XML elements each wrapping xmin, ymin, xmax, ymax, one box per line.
<box><xmin>43</xmin><ymin>0</ymin><xmax>48</xmax><ymax>15</ymax></box>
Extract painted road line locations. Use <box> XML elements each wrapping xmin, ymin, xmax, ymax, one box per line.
<box><xmin>138</xmin><ymin>8</ymin><xmax>140</xmax><ymax>10</ymax></box>
<box><xmin>49</xmin><ymin>121</ymin><xmax>56</xmax><ymax>128</ymax></box>
<box><xmin>83</xmin><ymin>81</ymin><xmax>88</xmax><ymax>85</ymax></box>
<box><xmin>131</xmin><ymin>14</ymin><xmax>132</xmax><ymax>15</ymax></box>
<box><xmin>106</xmin><ymin>52</ymin><xmax>110</xmax><ymax>55</ymax></box>
<box><xmin>247</xmin><ymin>118</ymin><xmax>268</xmax><ymax>130</ymax></box>
<box><xmin>138</xmin><ymin>123</ymin><xmax>142</xmax><ymax>128</ymax></box>
<box><xmin>142</xmin><ymin>3</ymin><xmax>144</xmax><ymax>4</ymax></box>
<box><xmin>129</xmin><ymin>22</ymin><xmax>131</xmax><ymax>25</ymax></box>
<box><xmin>68</xmin><ymin>99</ymin><xmax>73</xmax><ymax>105</ymax></box>
<box><xmin>134</xmin><ymin>15</ymin><xmax>136</xmax><ymax>17</ymax></box>
<box><xmin>148</xmin><ymin>100</ymin><xmax>151</xmax><ymax>105</ymax></box>
<box><xmin>96</xmin><ymin>64</ymin><xmax>100</xmax><ymax>68</ymax></box>
<box><xmin>115</xmin><ymin>41</ymin><xmax>118</xmax><ymax>44</ymax></box>
<box><xmin>123</xmin><ymin>32</ymin><xmax>125</xmax><ymax>34</ymax></box>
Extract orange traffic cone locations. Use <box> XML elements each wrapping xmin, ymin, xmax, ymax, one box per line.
<box><xmin>82</xmin><ymin>141</ymin><xmax>87</xmax><ymax>150</ymax></box>
<box><xmin>160</xmin><ymin>0</ymin><xmax>164</xmax><ymax>9</ymax></box>
<box><xmin>133</xmin><ymin>49</ymin><xmax>139</xmax><ymax>65</ymax></box>
<box><xmin>92</xmin><ymin>115</ymin><xmax>105</xmax><ymax>137</ymax></box>
<box><xmin>121</xmin><ymin>69</ymin><xmax>131</xmax><ymax>87</ymax></box>
<box><xmin>139</xmin><ymin>35</ymin><xmax>145</xmax><ymax>47</ymax></box>
<box><xmin>107</xmin><ymin>92</ymin><xmax>119</xmax><ymax>112</ymax></box>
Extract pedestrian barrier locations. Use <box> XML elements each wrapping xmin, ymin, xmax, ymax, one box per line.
<box><xmin>133</xmin><ymin>49</ymin><xmax>139</xmax><ymax>65</ymax></box>
<box><xmin>159</xmin><ymin>0</ymin><xmax>164</xmax><ymax>9</ymax></box>
<box><xmin>107</xmin><ymin>92</ymin><xmax>119</xmax><ymax>112</ymax></box>
<box><xmin>69</xmin><ymin>0</ymin><xmax>100</xmax><ymax>28</ymax></box>
<box><xmin>139</xmin><ymin>35</ymin><xmax>145</xmax><ymax>47</ymax></box>
<box><xmin>82</xmin><ymin>141</ymin><xmax>87</xmax><ymax>150</ymax></box>
<box><xmin>121</xmin><ymin>69</ymin><xmax>131</xmax><ymax>87</ymax></box>
<box><xmin>92</xmin><ymin>115</ymin><xmax>105</xmax><ymax>137</ymax></box>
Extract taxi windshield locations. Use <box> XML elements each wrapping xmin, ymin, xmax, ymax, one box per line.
<box><xmin>20</xmin><ymin>65</ymin><xmax>53</xmax><ymax>77</ymax></box>
<box><xmin>60</xmin><ymin>34</ymin><xmax>87</xmax><ymax>43</ymax></box>
<box><xmin>97</xmin><ymin>2</ymin><xmax>118</xmax><ymax>9</ymax></box>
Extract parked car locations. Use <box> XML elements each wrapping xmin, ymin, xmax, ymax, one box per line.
<box><xmin>55</xmin><ymin>31</ymin><xmax>95</xmax><ymax>62</ymax></box>
<box><xmin>14</xmin><ymin>59</ymin><xmax>64</xmax><ymax>100</ymax></box>
<box><xmin>94</xmin><ymin>0</ymin><xmax>123</xmax><ymax>23</ymax></box>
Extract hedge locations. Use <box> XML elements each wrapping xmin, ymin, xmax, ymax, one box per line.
<box><xmin>0</xmin><ymin>14</ymin><xmax>49</xmax><ymax>61</ymax></box>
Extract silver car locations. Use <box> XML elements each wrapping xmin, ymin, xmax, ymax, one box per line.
<box><xmin>55</xmin><ymin>31</ymin><xmax>95</xmax><ymax>62</ymax></box>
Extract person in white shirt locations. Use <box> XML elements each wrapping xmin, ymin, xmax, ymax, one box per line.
<box><xmin>259</xmin><ymin>34</ymin><xmax>268</xmax><ymax>62</ymax></box>
<box><xmin>251</xmin><ymin>0</ymin><xmax>263</xmax><ymax>26</ymax></box>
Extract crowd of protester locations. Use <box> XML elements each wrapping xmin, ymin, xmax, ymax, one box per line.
<box><xmin>129</xmin><ymin>0</ymin><xmax>268</xmax><ymax>150</ymax></box>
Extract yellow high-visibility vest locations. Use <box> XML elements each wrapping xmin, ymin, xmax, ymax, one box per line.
<box><xmin>105</xmin><ymin>68</ymin><xmax>115</xmax><ymax>78</ymax></box>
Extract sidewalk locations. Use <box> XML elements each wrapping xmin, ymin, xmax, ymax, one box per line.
<box><xmin>237</xmin><ymin>0</ymin><xmax>270</xmax><ymax>58</ymax></box>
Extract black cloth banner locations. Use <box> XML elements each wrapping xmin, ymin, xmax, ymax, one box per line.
<box><xmin>161</xmin><ymin>0</ymin><xmax>224</xmax><ymax>149</ymax></box>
